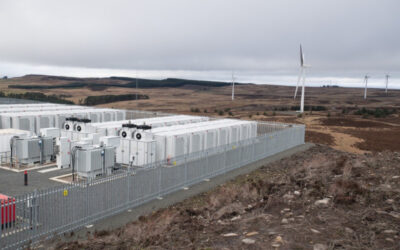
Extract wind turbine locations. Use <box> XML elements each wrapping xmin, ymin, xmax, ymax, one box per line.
<box><xmin>294</xmin><ymin>44</ymin><xmax>310</xmax><ymax>113</ymax></box>
<box><xmin>363</xmin><ymin>74</ymin><xmax>369</xmax><ymax>100</ymax></box>
<box><xmin>385</xmin><ymin>74</ymin><xmax>390</xmax><ymax>96</ymax></box>
<box><xmin>231</xmin><ymin>71</ymin><xmax>235</xmax><ymax>101</ymax></box>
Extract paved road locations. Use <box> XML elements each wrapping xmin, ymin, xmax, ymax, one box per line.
<box><xmin>0</xmin><ymin>166</ymin><xmax>71</xmax><ymax>196</ymax></box>
<box><xmin>56</xmin><ymin>143</ymin><xmax>314</xmax><ymax>243</ymax></box>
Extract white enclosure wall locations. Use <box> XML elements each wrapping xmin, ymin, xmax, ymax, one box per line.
<box><xmin>0</xmin><ymin>129</ymin><xmax>31</xmax><ymax>153</ymax></box>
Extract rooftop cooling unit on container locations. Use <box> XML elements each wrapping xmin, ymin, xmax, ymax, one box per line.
<box><xmin>119</xmin><ymin>123</ymin><xmax>137</xmax><ymax>139</ymax></box>
<box><xmin>132</xmin><ymin>125</ymin><xmax>152</xmax><ymax>141</ymax></box>
<box><xmin>64</xmin><ymin>117</ymin><xmax>80</xmax><ymax>131</ymax></box>
<box><xmin>73</xmin><ymin>119</ymin><xmax>91</xmax><ymax>132</ymax></box>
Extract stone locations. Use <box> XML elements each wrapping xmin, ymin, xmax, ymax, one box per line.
<box><xmin>294</xmin><ymin>190</ymin><xmax>301</xmax><ymax>196</ymax></box>
<box><xmin>314</xmin><ymin>198</ymin><xmax>330</xmax><ymax>207</ymax></box>
<box><xmin>311</xmin><ymin>228</ymin><xmax>321</xmax><ymax>234</ymax></box>
<box><xmin>345</xmin><ymin>227</ymin><xmax>354</xmax><ymax>234</ymax></box>
<box><xmin>242</xmin><ymin>238</ymin><xmax>255</xmax><ymax>244</ymax></box>
<box><xmin>246</xmin><ymin>231</ymin><xmax>259</xmax><ymax>236</ymax></box>
<box><xmin>386</xmin><ymin>199</ymin><xmax>394</xmax><ymax>204</ymax></box>
<box><xmin>313</xmin><ymin>243</ymin><xmax>328</xmax><ymax>250</ymax></box>
<box><xmin>222</xmin><ymin>233</ymin><xmax>238</xmax><ymax>237</ymax></box>
<box><xmin>389</xmin><ymin>211</ymin><xmax>400</xmax><ymax>219</ymax></box>
<box><xmin>283</xmin><ymin>193</ymin><xmax>295</xmax><ymax>201</ymax></box>
<box><xmin>383</xmin><ymin>230</ymin><xmax>397</xmax><ymax>234</ymax></box>
<box><xmin>281</xmin><ymin>218</ymin><xmax>288</xmax><ymax>224</ymax></box>
<box><xmin>231</xmin><ymin>215</ymin><xmax>241</xmax><ymax>221</ymax></box>
<box><xmin>274</xmin><ymin>236</ymin><xmax>283</xmax><ymax>244</ymax></box>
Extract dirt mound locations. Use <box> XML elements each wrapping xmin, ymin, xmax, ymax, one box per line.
<box><xmin>48</xmin><ymin>145</ymin><xmax>400</xmax><ymax>250</ymax></box>
<box><xmin>306</xmin><ymin>130</ymin><xmax>335</xmax><ymax>146</ymax></box>
<box><xmin>344</xmin><ymin>128</ymin><xmax>400</xmax><ymax>152</ymax></box>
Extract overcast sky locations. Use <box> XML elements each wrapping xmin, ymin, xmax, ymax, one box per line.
<box><xmin>0</xmin><ymin>0</ymin><xmax>399</xmax><ymax>88</ymax></box>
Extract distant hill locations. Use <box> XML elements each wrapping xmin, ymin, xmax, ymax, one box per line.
<box><xmin>7</xmin><ymin>74</ymin><xmax>251</xmax><ymax>90</ymax></box>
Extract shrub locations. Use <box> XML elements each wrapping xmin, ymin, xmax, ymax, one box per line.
<box><xmin>353</xmin><ymin>107</ymin><xmax>396</xmax><ymax>118</ymax></box>
<box><xmin>4</xmin><ymin>91</ymin><xmax>74</xmax><ymax>104</ymax></box>
<box><xmin>84</xmin><ymin>94</ymin><xmax>148</xmax><ymax>106</ymax></box>
<box><xmin>218</xmin><ymin>110</ymin><xmax>224</xmax><ymax>116</ymax></box>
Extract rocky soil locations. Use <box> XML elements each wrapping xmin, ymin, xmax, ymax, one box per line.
<box><xmin>47</xmin><ymin>145</ymin><xmax>400</xmax><ymax>250</ymax></box>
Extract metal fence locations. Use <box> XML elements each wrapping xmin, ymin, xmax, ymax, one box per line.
<box><xmin>0</xmin><ymin>123</ymin><xmax>305</xmax><ymax>249</ymax></box>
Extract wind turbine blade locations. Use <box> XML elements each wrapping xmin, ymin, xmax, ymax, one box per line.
<box><xmin>300</xmin><ymin>45</ymin><xmax>304</xmax><ymax>67</ymax></box>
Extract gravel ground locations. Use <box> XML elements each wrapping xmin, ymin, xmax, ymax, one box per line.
<box><xmin>44</xmin><ymin>145</ymin><xmax>400</xmax><ymax>250</ymax></box>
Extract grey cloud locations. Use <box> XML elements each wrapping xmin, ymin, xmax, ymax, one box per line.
<box><xmin>0</xmin><ymin>0</ymin><xmax>399</xmax><ymax>78</ymax></box>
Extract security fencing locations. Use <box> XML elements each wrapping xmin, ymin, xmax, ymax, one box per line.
<box><xmin>125</xmin><ymin>110</ymin><xmax>171</xmax><ymax>120</ymax></box>
<box><xmin>0</xmin><ymin>123</ymin><xmax>305</xmax><ymax>249</ymax></box>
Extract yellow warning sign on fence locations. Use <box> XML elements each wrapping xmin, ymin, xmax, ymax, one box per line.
<box><xmin>173</xmin><ymin>161</ymin><xmax>177</xmax><ymax>166</ymax></box>
<box><xmin>63</xmin><ymin>189</ymin><xmax>68</xmax><ymax>197</ymax></box>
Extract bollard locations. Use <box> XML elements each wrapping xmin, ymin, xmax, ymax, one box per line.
<box><xmin>24</xmin><ymin>170</ymin><xmax>28</xmax><ymax>186</ymax></box>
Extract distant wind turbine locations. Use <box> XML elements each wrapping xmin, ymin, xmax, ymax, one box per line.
<box><xmin>294</xmin><ymin>44</ymin><xmax>310</xmax><ymax>113</ymax></box>
<box><xmin>231</xmin><ymin>71</ymin><xmax>235</xmax><ymax>101</ymax></box>
<box><xmin>385</xmin><ymin>74</ymin><xmax>390</xmax><ymax>96</ymax></box>
<box><xmin>363</xmin><ymin>74</ymin><xmax>369</xmax><ymax>100</ymax></box>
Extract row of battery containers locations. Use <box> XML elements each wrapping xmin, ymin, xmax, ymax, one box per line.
<box><xmin>153</xmin><ymin>119</ymin><xmax>257</xmax><ymax>162</ymax></box>
<box><xmin>71</xmin><ymin>115</ymin><xmax>210</xmax><ymax>137</ymax></box>
<box><xmin>0</xmin><ymin>103</ymin><xmax>61</xmax><ymax>109</ymax></box>
<box><xmin>0</xmin><ymin>109</ymin><xmax>125</xmax><ymax>134</ymax></box>
<box><xmin>116</xmin><ymin>119</ymin><xmax>257</xmax><ymax>166</ymax></box>
<box><xmin>0</xmin><ymin>104</ymin><xmax>91</xmax><ymax>114</ymax></box>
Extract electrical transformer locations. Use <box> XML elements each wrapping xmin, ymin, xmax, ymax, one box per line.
<box><xmin>73</xmin><ymin>145</ymin><xmax>115</xmax><ymax>178</ymax></box>
<box><xmin>12</xmin><ymin>136</ymin><xmax>54</xmax><ymax>165</ymax></box>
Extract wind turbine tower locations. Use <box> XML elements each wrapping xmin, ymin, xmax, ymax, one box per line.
<box><xmin>363</xmin><ymin>74</ymin><xmax>369</xmax><ymax>100</ymax></box>
<box><xmin>385</xmin><ymin>74</ymin><xmax>390</xmax><ymax>95</ymax></box>
<box><xmin>231</xmin><ymin>71</ymin><xmax>235</xmax><ymax>101</ymax></box>
<box><xmin>294</xmin><ymin>45</ymin><xmax>310</xmax><ymax>113</ymax></box>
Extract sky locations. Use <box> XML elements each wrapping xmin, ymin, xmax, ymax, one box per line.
<box><xmin>0</xmin><ymin>0</ymin><xmax>399</xmax><ymax>88</ymax></box>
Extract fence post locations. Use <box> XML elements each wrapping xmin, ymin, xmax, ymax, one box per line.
<box><xmin>206</xmin><ymin>151</ymin><xmax>209</xmax><ymax>178</ymax></box>
<box><xmin>86</xmin><ymin>180</ymin><xmax>89</xmax><ymax>224</ymax></box>
<box><xmin>127</xmin><ymin>171</ymin><xmax>130</xmax><ymax>206</ymax></box>
<box><xmin>158</xmin><ymin>165</ymin><xmax>162</xmax><ymax>197</ymax></box>
<box><xmin>184</xmin><ymin>156</ymin><xmax>187</xmax><ymax>187</ymax></box>
<box><xmin>33</xmin><ymin>189</ymin><xmax>38</xmax><ymax>234</ymax></box>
